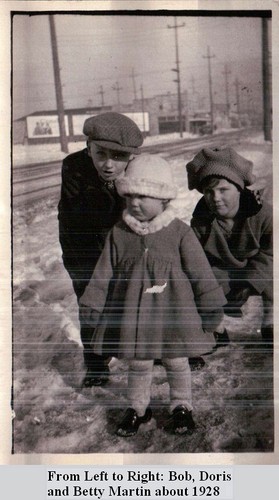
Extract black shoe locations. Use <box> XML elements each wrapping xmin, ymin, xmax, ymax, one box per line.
<box><xmin>189</xmin><ymin>357</ymin><xmax>205</xmax><ymax>371</ymax></box>
<box><xmin>164</xmin><ymin>405</ymin><xmax>196</xmax><ymax>435</ymax></box>
<box><xmin>82</xmin><ymin>366</ymin><xmax>110</xmax><ymax>388</ymax></box>
<box><xmin>214</xmin><ymin>329</ymin><xmax>230</xmax><ymax>349</ymax></box>
<box><xmin>116</xmin><ymin>407</ymin><xmax>152</xmax><ymax>437</ymax></box>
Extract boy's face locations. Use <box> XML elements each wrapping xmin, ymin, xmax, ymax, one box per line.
<box><xmin>125</xmin><ymin>194</ymin><xmax>166</xmax><ymax>222</ymax></box>
<box><xmin>203</xmin><ymin>178</ymin><xmax>240</xmax><ymax>219</ymax></box>
<box><xmin>88</xmin><ymin>142</ymin><xmax>132</xmax><ymax>181</ymax></box>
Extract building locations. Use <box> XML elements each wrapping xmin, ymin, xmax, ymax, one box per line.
<box><xmin>14</xmin><ymin>87</ymin><xmax>253</xmax><ymax>145</ymax></box>
<box><xmin>13</xmin><ymin>105</ymin><xmax>150</xmax><ymax>145</ymax></box>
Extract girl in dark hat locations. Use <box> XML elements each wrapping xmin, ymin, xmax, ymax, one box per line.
<box><xmin>186</xmin><ymin>146</ymin><xmax>273</xmax><ymax>347</ymax></box>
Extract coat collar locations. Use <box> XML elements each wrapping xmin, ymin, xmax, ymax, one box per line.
<box><xmin>192</xmin><ymin>188</ymin><xmax>263</xmax><ymax>221</ymax></box>
<box><xmin>122</xmin><ymin>207</ymin><xmax>177</xmax><ymax>235</ymax></box>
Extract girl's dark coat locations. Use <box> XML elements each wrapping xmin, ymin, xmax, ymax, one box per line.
<box><xmin>191</xmin><ymin>190</ymin><xmax>273</xmax><ymax>300</ymax></box>
<box><xmin>80</xmin><ymin>219</ymin><xmax>226</xmax><ymax>359</ymax></box>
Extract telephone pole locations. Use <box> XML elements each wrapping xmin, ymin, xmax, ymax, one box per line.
<box><xmin>262</xmin><ymin>17</ymin><xmax>272</xmax><ymax>141</ymax></box>
<box><xmin>234</xmin><ymin>77</ymin><xmax>241</xmax><ymax>127</ymax></box>
<box><xmin>191</xmin><ymin>76</ymin><xmax>195</xmax><ymax>95</ymax></box>
<box><xmin>222</xmin><ymin>63</ymin><xmax>231</xmax><ymax>118</ymax></box>
<box><xmin>112</xmin><ymin>81</ymin><xmax>122</xmax><ymax>106</ymax></box>
<box><xmin>99</xmin><ymin>85</ymin><xmax>105</xmax><ymax>107</ymax></box>
<box><xmin>49</xmin><ymin>15</ymin><xmax>68</xmax><ymax>153</ymax></box>
<box><xmin>140</xmin><ymin>84</ymin><xmax>146</xmax><ymax>133</ymax></box>
<box><xmin>130</xmin><ymin>68</ymin><xmax>138</xmax><ymax>101</ymax></box>
<box><xmin>191</xmin><ymin>76</ymin><xmax>197</xmax><ymax>112</ymax></box>
<box><xmin>168</xmin><ymin>17</ymin><xmax>185</xmax><ymax>137</ymax></box>
<box><xmin>203</xmin><ymin>46</ymin><xmax>215</xmax><ymax>133</ymax></box>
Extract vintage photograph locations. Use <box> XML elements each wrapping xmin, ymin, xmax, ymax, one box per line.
<box><xmin>11</xmin><ymin>9</ymin><xmax>273</xmax><ymax>454</ymax></box>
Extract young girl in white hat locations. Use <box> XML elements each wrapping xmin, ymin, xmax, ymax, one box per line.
<box><xmin>80</xmin><ymin>154</ymin><xmax>226</xmax><ymax>437</ymax></box>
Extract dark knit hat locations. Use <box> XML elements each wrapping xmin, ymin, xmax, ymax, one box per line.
<box><xmin>83</xmin><ymin>112</ymin><xmax>143</xmax><ymax>154</ymax></box>
<box><xmin>186</xmin><ymin>146</ymin><xmax>256</xmax><ymax>192</ymax></box>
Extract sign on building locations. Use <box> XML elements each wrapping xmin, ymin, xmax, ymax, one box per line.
<box><xmin>27</xmin><ymin>115</ymin><xmax>69</xmax><ymax>138</ymax></box>
<box><xmin>124</xmin><ymin>112</ymin><xmax>150</xmax><ymax>132</ymax></box>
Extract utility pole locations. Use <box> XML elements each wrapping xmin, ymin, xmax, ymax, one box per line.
<box><xmin>99</xmin><ymin>85</ymin><xmax>105</xmax><ymax>107</ymax></box>
<box><xmin>49</xmin><ymin>15</ymin><xmax>68</xmax><ymax>153</ymax></box>
<box><xmin>112</xmin><ymin>81</ymin><xmax>122</xmax><ymax>107</ymax></box>
<box><xmin>222</xmin><ymin>63</ymin><xmax>231</xmax><ymax>118</ymax></box>
<box><xmin>234</xmin><ymin>77</ymin><xmax>241</xmax><ymax>127</ymax></box>
<box><xmin>199</xmin><ymin>95</ymin><xmax>205</xmax><ymax>109</ymax></box>
<box><xmin>203</xmin><ymin>46</ymin><xmax>215</xmax><ymax>134</ymax></box>
<box><xmin>191</xmin><ymin>75</ymin><xmax>197</xmax><ymax>112</ymax></box>
<box><xmin>140</xmin><ymin>84</ymin><xmax>146</xmax><ymax>133</ymax></box>
<box><xmin>168</xmin><ymin>17</ymin><xmax>185</xmax><ymax>137</ymax></box>
<box><xmin>262</xmin><ymin>17</ymin><xmax>272</xmax><ymax>141</ymax></box>
<box><xmin>191</xmin><ymin>76</ymin><xmax>195</xmax><ymax>95</ymax></box>
<box><xmin>130</xmin><ymin>68</ymin><xmax>138</xmax><ymax>101</ymax></box>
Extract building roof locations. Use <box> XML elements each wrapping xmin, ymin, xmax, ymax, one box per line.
<box><xmin>15</xmin><ymin>106</ymin><xmax>112</xmax><ymax>121</ymax></box>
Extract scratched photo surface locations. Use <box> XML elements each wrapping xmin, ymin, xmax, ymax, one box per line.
<box><xmin>12</xmin><ymin>11</ymin><xmax>273</xmax><ymax>454</ymax></box>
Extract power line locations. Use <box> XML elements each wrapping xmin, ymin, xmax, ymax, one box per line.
<box><xmin>168</xmin><ymin>16</ymin><xmax>185</xmax><ymax>138</ymax></box>
<box><xmin>130</xmin><ymin>68</ymin><xmax>138</xmax><ymax>101</ymax></box>
<box><xmin>99</xmin><ymin>85</ymin><xmax>105</xmax><ymax>107</ymax></box>
<box><xmin>203</xmin><ymin>45</ymin><xmax>215</xmax><ymax>133</ymax></box>
<box><xmin>222</xmin><ymin>63</ymin><xmax>231</xmax><ymax>118</ymax></box>
<box><xmin>48</xmin><ymin>14</ymin><xmax>68</xmax><ymax>153</ymax></box>
<box><xmin>140</xmin><ymin>84</ymin><xmax>146</xmax><ymax>133</ymax></box>
<box><xmin>234</xmin><ymin>77</ymin><xmax>240</xmax><ymax>127</ymax></box>
<box><xmin>112</xmin><ymin>81</ymin><xmax>122</xmax><ymax>106</ymax></box>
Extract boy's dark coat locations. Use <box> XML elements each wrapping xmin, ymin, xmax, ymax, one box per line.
<box><xmin>58</xmin><ymin>148</ymin><xmax>124</xmax><ymax>297</ymax></box>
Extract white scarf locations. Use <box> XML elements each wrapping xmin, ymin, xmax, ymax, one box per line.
<box><xmin>122</xmin><ymin>205</ymin><xmax>177</xmax><ymax>235</ymax></box>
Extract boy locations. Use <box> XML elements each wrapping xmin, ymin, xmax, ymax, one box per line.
<box><xmin>58</xmin><ymin>112</ymin><xmax>143</xmax><ymax>387</ymax></box>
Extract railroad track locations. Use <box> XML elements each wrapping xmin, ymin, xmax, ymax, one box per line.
<box><xmin>12</xmin><ymin>128</ymin><xmax>258</xmax><ymax>206</ymax></box>
<box><xmin>13</xmin><ymin>160</ymin><xmax>62</xmax><ymax>205</ymax></box>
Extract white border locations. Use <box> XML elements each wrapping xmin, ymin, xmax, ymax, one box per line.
<box><xmin>1</xmin><ymin>0</ymin><xmax>278</xmax><ymax>466</ymax></box>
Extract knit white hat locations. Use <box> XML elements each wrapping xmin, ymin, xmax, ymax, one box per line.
<box><xmin>115</xmin><ymin>154</ymin><xmax>177</xmax><ymax>199</ymax></box>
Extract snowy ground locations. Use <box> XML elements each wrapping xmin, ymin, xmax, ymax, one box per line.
<box><xmin>12</xmin><ymin>130</ymin><xmax>274</xmax><ymax>454</ymax></box>
<box><xmin>13</xmin><ymin>131</ymin><xmax>200</xmax><ymax>167</ymax></box>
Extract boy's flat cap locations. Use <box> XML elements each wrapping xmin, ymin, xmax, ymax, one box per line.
<box><xmin>83</xmin><ymin>112</ymin><xmax>143</xmax><ymax>153</ymax></box>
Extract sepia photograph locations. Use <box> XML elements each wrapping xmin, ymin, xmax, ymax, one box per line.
<box><xmin>10</xmin><ymin>5</ymin><xmax>274</xmax><ymax>456</ymax></box>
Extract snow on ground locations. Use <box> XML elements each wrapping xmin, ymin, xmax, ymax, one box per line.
<box><xmin>13</xmin><ymin>131</ymin><xmax>198</xmax><ymax>167</ymax></box>
<box><xmin>12</xmin><ymin>128</ymin><xmax>266</xmax><ymax>167</ymax></box>
<box><xmin>12</xmin><ymin>130</ymin><xmax>274</xmax><ymax>454</ymax></box>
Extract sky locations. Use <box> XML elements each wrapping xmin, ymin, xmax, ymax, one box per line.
<box><xmin>12</xmin><ymin>13</ymin><xmax>264</xmax><ymax>119</ymax></box>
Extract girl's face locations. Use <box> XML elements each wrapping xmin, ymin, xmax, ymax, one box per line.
<box><xmin>125</xmin><ymin>194</ymin><xmax>166</xmax><ymax>222</ymax></box>
<box><xmin>203</xmin><ymin>178</ymin><xmax>240</xmax><ymax>219</ymax></box>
